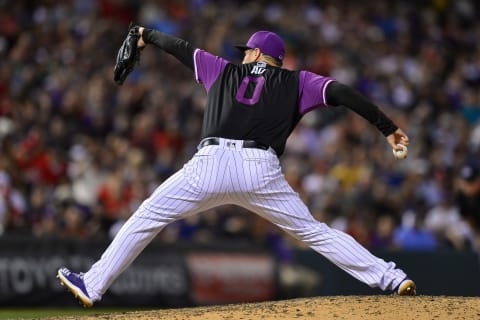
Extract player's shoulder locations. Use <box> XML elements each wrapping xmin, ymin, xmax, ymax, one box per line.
<box><xmin>273</xmin><ymin>66</ymin><xmax>301</xmax><ymax>80</ymax></box>
<box><xmin>195</xmin><ymin>49</ymin><xmax>233</xmax><ymax>65</ymax></box>
<box><xmin>299</xmin><ymin>69</ymin><xmax>336</xmax><ymax>82</ymax></box>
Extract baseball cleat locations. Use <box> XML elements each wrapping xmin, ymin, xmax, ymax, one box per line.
<box><xmin>396</xmin><ymin>278</ymin><xmax>416</xmax><ymax>295</ymax></box>
<box><xmin>57</xmin><ymin>267</ymin><xmax>94</xmax><ymax>307</ymax></box>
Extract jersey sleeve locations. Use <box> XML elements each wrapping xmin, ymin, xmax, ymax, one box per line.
<box><xmin>193</xmin><ymin>49</ymin><xmax>230</xmax><ymax>92</ymax></box>
<box><xmin>298</xmin><ymin>70</ymin><xmax>336</xmax><ymax>114</ymax></box>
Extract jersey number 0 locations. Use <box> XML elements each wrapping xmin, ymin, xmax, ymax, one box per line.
<box><xmin>235</xmin><ymin>76</ymin><xmax>265</xmax><ymax>106</ymax></box>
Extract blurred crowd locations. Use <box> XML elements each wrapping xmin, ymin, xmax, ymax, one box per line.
<box><xmin>0</xmin><ymin>0</ymin><xmax>479</xmax><ymax>255</ymax></box>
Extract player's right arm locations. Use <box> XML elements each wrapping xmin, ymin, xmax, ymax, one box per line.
<box><xmin>137</xmin><ymin>26</ymin><xmax>195</xmax><ymax>70</ymax></box>
<box><xmin>325</xmin><ymin>82</ymin><xmax>409</xmax><ymax>150</ymax></box>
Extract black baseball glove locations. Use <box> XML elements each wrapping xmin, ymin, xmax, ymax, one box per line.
<box><xmin>114</xmin><ymin>23</ymin><xmax>142</xmax><ymax>85</ymax></box>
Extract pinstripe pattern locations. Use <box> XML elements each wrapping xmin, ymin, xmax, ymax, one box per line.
<box><xmin>83</xmin><ymin>138</ymin><xmax>407</xmax><ymax>301</ymax></box>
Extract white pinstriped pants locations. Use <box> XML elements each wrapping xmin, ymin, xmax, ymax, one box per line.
<box><xmin>84</xmin><ymin>138</ymin><xmax>407</xmax><ymax>301</ymax></box>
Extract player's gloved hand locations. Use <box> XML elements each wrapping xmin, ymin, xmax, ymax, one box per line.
<box><xmin>114</xmin><ymin>23</ymin><xmax>143</xmax><ymax>85</ymax></box>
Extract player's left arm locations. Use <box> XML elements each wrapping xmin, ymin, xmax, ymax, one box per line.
<box><xmin>325</xmin><ymin>81</ymin><xmax>409</xmax><ymax>150</ymax></box>
<box><xmin>137</xmin><ymin>27</ymin><xmax>195</xmax><ymax>70</ymax></box>
<box><xmin>137</xmin><ymin>27</ymin><xmax>229</xmax><ymax>91</ymax></box>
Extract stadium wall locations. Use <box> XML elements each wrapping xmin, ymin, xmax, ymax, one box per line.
<box><xmin>0</xmin><ymin>236</ymin><xmax>478</xmax><ymax>307</ymax></box>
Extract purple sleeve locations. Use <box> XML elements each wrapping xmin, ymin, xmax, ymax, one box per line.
<box><xmin>298</xmin><ymin>71</ymin><xmax>336</xmax><ymax>114</ymax></box>
<box><xmin>194</xmin><ymin>49</ymin><xmax>230</xmax><ymax>92</ymax></box>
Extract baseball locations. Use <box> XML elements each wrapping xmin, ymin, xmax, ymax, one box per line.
<box><xmin>392</xmin><ymin>144</ymin><xmax>408</xmax><ymax>159</ymax></box>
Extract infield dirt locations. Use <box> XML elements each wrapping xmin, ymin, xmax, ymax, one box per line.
<box><xmin>47</xmin><ymin>295</ymin><xmax>479</xmax><ymax>320</ymax></box>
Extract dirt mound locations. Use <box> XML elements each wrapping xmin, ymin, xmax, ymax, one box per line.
<box><xmin>52</xmin><ymin>296</ymin><xmax>479</xmax><ymax>320</ymax></box>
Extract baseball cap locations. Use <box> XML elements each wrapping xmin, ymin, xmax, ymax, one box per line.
<box><xmin>234</xmin><ymin>31</ymin><xmax>285</xmax><ymax>61</ymax></box>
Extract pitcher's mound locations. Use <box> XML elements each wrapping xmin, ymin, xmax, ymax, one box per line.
<box><xmin>58</xmin><ymin>296</ymin><xmax>480</xmax><ymax>320</ymax></box>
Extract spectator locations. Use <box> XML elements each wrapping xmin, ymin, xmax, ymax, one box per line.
<box><xmin>455</xmin><ymin>163</ymin><xmax>480</xmax><ymax>250</ymax></box>
<box><xmin>393</xmin><ymin>210</ymin><xmax>438</xmax><ymax>251</ymax></box>
<box><xmin>0</xmin><ymin>171</ymin><xmax>27</xmax><ymax>234</ymax></box>
<box><xmin>424</xmin><ymin>192</ymin><xmax>474</xmax><ymax>250</ymax></box>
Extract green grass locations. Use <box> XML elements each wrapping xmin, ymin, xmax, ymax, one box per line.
<box><xmin>0</xmin><ymin>308</ymin><xmax>141</xmax><ymax>319</ymax></box>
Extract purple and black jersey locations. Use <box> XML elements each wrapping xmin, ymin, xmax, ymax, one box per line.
<box><xmin>141</xmin><ymin>29</ymin><xmax>397</xmax><ymax>154</ymax></box>
<box><xmin>194</xmin><ymin>49</ymin><xmax>335</xmax><ymax>156</ymax></box>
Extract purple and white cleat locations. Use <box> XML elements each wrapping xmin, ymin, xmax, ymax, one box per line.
<box><xmin>57</xmin><ymin>267</ymin><xmax>94</xmax><ymax>307</ymax></box>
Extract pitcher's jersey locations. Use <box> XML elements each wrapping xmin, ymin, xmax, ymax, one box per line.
<box><xmin>194</xmin><ymin>49</ymin><xmax>335</xmax><ymax>156</ymax></box>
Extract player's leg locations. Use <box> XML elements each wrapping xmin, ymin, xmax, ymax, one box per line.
<box><xmin>65</xmin><ymin>147</ymin><xmax>231</xmax><ymax>303</ymax></box>
<box><xmin>231</xmin><ymin>148</ymin><xmax>408</xmax><ymax>292</ymax></box>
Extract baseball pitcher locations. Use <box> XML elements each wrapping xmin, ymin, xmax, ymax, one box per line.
<box><xmin>57</xmin><ymin>25</ymin><xmax>416</xmax><ymax>307</ymax></box>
